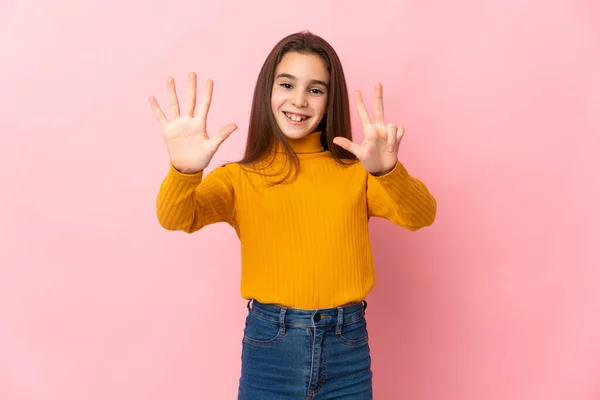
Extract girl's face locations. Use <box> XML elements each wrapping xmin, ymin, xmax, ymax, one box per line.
<box><xmin>271</xmin><ymin>52</ymin><xmax>329</xmax><ymax>141</ymax></box>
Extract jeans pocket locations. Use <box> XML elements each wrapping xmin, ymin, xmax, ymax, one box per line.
<box><xmin>242</xmin><ymin>312</ymin><xmax>285</xmax><ymax>347</ymax></box>
<box><xmin>336</xmin><ymin>315</ymin><xmax>369</xmax><ymax>347</ymax></box>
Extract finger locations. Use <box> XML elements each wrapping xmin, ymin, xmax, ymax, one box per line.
<box><xmin>167</xmin><ymin>77</ymin><xmax>180</xmax><ymax>119</ymax></box>
<box><xmin>333</xmin><ymin>136</ymin><xmax>362</xmax><ymax>158</ymax></box>
<box><xmin>397</xmin><ymin>125</ymin><xmax>405</xmax><ymax>143</ymax></box>
<box><xmin>386</xmin><ymin>123</ymin><xmax>397</xmax><ymax>153</ymax></box>
<box><xmin>185</xmin><ymin>72</ymin><xmax>197</xmax><ymax>117</ymax></box>
<box><xmin>148</xmin><ymin>96</ymin><xmax>168</xmax><ymax>128</ymax></box>
<box><xmin>354</xmin><ymin>90</ymin><xmax>371</xmax><ymax>128</ymax></box>
<box><xmin>374</xmin><ymin>83</ymin><xmax>384</xmax><ymax>125</ymax></box>
<box><xmin>195</xmin><ymin>79</ymin><xmax>214</xmax><ymax>132</ymax></box>
<box><xmin>211</xmin><ymin>123</ymin><xmax>238</xmax><ymax>148</ymax></box>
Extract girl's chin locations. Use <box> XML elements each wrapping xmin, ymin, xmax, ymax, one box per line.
<box><xmin>280</xmin><ymin>131</ymin><xmax>313</xmax><ymax>140</ymax></box>
<box><xmin>277</xmin><ymin>124</ymin><xmax>316</xmax><ymax>139</ymax></box>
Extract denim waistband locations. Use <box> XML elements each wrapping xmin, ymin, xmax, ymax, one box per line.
<box><xmin>246</xmin><ymin>299</ymin><xmax>368</xmax><ymax>330</ymax></box>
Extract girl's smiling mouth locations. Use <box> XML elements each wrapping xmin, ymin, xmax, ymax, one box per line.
<box><xmin>284</xmin><ymin>111</ymin><xmax>310</xmax><ymax>122</ymax></box>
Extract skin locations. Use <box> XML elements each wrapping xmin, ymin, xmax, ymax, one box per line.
<box><xmin>148</xmin><ymin>74</ymin><xmax>237</xmax><ymax>174</ymax></box>
<box><xmin>271</xmin><ymin>52</ymin><xmax>329</xmax><ymax>140</ymax></box>
<box><xmin>148</xmin><ymin>62</ymin><xmax>404</xmax><ymax>176</ymax></box>
<box><xmin>269</xmin><ymin>51</ymin><xmax>404</xmax><ymax>176</ymax></box>
<box><xmin>333</xmin><ymin>84</ymin><xmax>405</xmax><ymax>176</ymax></box>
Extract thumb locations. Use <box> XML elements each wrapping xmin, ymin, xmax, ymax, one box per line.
<box><xmin>333</xmin><ymin>136</ymin><xmax>360</xmax><ymax>157</ymax></box>
<box><xmin>212</xmin><ymin>123</ymin><xmax>238</xmax><ymax>148</ymax></box>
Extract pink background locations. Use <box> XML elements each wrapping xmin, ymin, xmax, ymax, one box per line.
<box><xmin>1</xmin><ymin>0</ymin><xmax>599</xmax><ymax>399</ymax></box>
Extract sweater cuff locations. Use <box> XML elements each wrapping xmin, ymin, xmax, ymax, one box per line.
<box><xmin>370</xmin><ymin>161</ymin><xmax>409</xmax><ymax>181</ymax></box>
<box><xmin>167</xmin><ymin>162</ymin><xmax>204</xmax><ymax>183</ymax></box>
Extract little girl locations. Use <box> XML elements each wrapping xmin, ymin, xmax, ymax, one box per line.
<box><xmin>149</xmin><ymin>31</ymin><xmax>436</xmax><ymax>400</ymax></box>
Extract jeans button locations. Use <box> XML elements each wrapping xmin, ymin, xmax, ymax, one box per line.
<box><xmin>313</xmin><ymin>313</ymin><xmax>321</xmax><ymax>322</ymax></box>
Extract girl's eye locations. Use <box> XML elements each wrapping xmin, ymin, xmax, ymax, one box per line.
<box><xmin>279</xmin><ymin>83</ymin><xmax>324</xmax><ymax>95</ymax></box>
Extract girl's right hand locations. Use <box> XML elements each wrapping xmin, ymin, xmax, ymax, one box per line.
<box><xmin>149</xmin><ymin>72</ymin><xmax>237</xmax><ymax>174</ymax></box>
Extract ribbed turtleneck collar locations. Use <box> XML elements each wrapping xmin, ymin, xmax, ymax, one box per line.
<box><xmin>284</xmin><ymin>131</ymin><xmax>325</xmax><ymax>154</ymax></box>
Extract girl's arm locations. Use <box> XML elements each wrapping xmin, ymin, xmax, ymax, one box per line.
<box><xmin>148</xmin><ymin>73</ymin><xmax>238</xmax><ymax>233</ymax></box>
<box><xmin>156</xmin><ymin>163</ymin><xmax>235</xmax><ymax>233</ymax></box>
<box><xmin>332</xmin><ymin>83</ymin><xmax>436</xmax><ymax>229</ymax></box>
<box><xmin>366</xmin><ymin>161</ymin><xmax>436</xmax><ymax>231</ymax></box>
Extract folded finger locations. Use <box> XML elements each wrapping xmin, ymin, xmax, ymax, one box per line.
<box><xmin>396</xmin><ymin>125</ymin><xmax>405</xmax><ymax>144</ymax></box>
<box><xmin>387</xmin><ymin>123</ymin><xmax>397</xmax><ymax>152</ymax></box>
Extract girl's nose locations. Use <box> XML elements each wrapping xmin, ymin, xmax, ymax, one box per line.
<box><xmin>292</xmin><ymin>90</ymin><xmax>308</xmax><ymax>107</ymax></box>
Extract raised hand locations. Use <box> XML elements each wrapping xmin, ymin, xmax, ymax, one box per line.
<box><xmin>333</xmin><ymin>83</ymin><xmax>404</xmax><ymax>175</ymax></box>
<box><xmin>149</xmin><ymin>72</ymin><xmax>237</xmax><ymax>174</ymax></box>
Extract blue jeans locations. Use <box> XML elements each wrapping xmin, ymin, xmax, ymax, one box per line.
<box><xmin>238</xmin><ymin>299</ymin><xmax>373</xmax><ymax>399</ymax></box>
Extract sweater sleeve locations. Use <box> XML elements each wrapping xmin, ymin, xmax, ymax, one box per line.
<box><xmin>156</xmin><ymin>163</ymin><xmax>236</xmax><ymax>233</ymax></box>
<box><xmin>366</xmin><ymin>161</ymin><xmax>437</xmax><ymax>231</ymax></box>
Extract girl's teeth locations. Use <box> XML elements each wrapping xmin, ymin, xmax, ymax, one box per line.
<box><xmin>286</xmin><ymin>113</ymin><xmax>306</xmax><ymax>122</ymax></box>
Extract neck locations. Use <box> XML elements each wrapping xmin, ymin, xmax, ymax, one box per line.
<box><xmin>282</xmin><ymin>131</ymin><xmax>325</xmax><ymax>154</ymax></box>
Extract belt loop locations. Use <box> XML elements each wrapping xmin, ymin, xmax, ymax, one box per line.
<box><xmin>363</xmin><ymin>300</ymin><xmax>368</xmax><ymax>313</ymax></box>
<box><xmin>279</xmin><ymin>307</ymin><xmax>287</xmax><ymax>334</ymax></box>
<box><xmin>336</xmin><ymin>307</ymin><xmax>344</xmax><ymax>335</ymax></box>
<box><xmin>246</xmin><ymin>299</ymin><xmax>252</xmax><ymax>313</ymax></box>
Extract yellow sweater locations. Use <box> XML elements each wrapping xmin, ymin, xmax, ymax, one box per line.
<box><xmin>156</xmin><ymin>131</ymin><xmax>437</xmax><ymax>309</ymax></box>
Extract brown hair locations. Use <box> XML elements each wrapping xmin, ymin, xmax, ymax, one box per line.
<box><xmin>237</xmin><ymin>31</ymin><xmax>357</xmax><ymax>182</ymax></box>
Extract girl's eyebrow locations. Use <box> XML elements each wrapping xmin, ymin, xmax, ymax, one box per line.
<box><xmin>275</xmin><ymin>73</ymin><xmax>329</xmax><ymax>88</ymax></box>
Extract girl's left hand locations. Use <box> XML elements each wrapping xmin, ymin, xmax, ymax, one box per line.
<box><xmin>333</xmin><ymin>83</ymin><xmax>404</xmax><ymax>176</ymax></box>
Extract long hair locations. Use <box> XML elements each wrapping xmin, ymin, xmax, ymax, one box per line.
<box><xmin>238</xmin><ymin>31</ymin><xmax>357</xmax><ymax>183</ymax></box>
